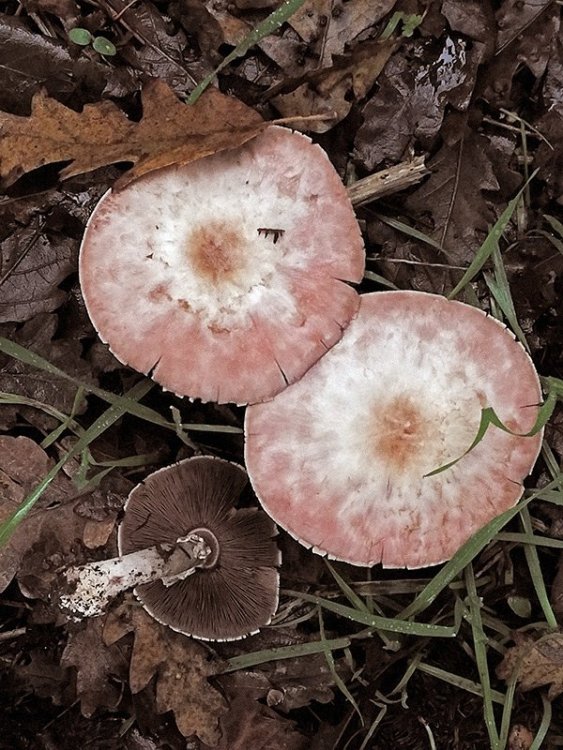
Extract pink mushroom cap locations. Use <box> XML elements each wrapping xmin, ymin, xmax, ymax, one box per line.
<box><xmin>245</xmin><ymin>291</ymin><xmax>544</xmax><ymax>569</ymax></box>
<box><xmin>79</xmin><ymin>126</ymin><xmax>364</xmax><ymax>405</ymax></box>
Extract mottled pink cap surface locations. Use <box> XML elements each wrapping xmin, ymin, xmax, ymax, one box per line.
<box><xmin>245</xmin><ymin>291</ymin><xmax>543</xmax><ymax>569</ymax></box>
<box><xmin>79</xmin><ymin>126</ymin><xmax>364</xmax><ymax>404</ymax></box>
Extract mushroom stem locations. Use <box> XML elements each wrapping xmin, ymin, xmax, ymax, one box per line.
<box><xmin>57</xmin><ymin>532</ymin><xmax>212</xmax><ymax>619</ymax></box>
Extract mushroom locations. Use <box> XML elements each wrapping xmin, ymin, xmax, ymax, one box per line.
<box><xmin>79</xmin><ymin>126</ymin><xmax>364</xmax><ymax>405</ymax></box>
<box><xmin>244</xmin><ymin>291</ymin><xmax>543</xmax><ymax>569</ymax></box>
<box><xmin>59</xmin><ymin>457</ymin><xmax>281</xmax><ymax>640</ymax></box>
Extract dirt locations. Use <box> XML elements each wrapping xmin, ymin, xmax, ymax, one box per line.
<box><xmin>0</xmin><ymin>1</ymin><xmax>562</xmax><ymax>748</ymax></box>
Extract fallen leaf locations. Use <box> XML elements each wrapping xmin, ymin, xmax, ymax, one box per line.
<box><xmin>0</xmin><ymin>78</ymin><xmax>265</xmax><ymax>188</ymax></box>
<box><xmin>61</xmin><ymin>619</ymin><xmax>124</xmax><ymax>716</ymax></box>
<box><xmin>104</xmin><ymin>606</ymin><xmax>228</xmax><ymax>745</ymax></box>
<box><xmin>404</xmin><ymin>115</ymin><xmax>500</xmax><ymax>264</ymax></box>
<box><xmin>0</xmin><ymin>218</ymin><xmax>77</xmax><ymax>324</ymax></box>
<box><xmin>99</xmin><ymin>0</ymin><xmax>201</xmax><ymax>93</ymax></box>
<box><xmin>16</xmin><ymin>648</ymin><xmax>71</xmax><ymax>705</ymax></box>
<box><xmin>441</xmin><ymin>0</ymin><xmax>496</xmax><ymax>46</ymax></box>
<box><xmin>21</xmin><ymin>0</ymin><xmax>80</xmax><ymax>31</ymax></box>
<box><xmin>495</xmin><ymin>0</ymin><xmax>555</xmax><ymax>58</ymax></box>
<box><xmin>0</xmin><ymin>312</ymin><xmax>93</xmax><ymax>432</ymax></box>
<box><xmin>273</xmin><ymin>39</ymin><xmax>395</xmax><ymax>133</ymax></box>
<box><xmin>355</xmin><ymin>37</ymin><xmax>482</xmax><ymax>170</ymax></box>
<box><xmin>0</xmin><ymin>435</ymin><xmax>81</xmax><ymax>592</ymax></box>
<box><xmin>0</xmin><ymin>14</ymin><xmax>133</xmax><ymax>116</ymax></box>
<box><xmin>496</xmin><ymin>632</ymin><xmax>563</xmax><ymax>699</ymax></box>
<box><xmin>508</xmin><ymin>725</ymin><xmax>534</xmax><ymax>750</ymax></box>
<box><xmin>479</xmin><ymin>3</ymin><xmax>560</xmax><ymax>108</ymax></box>
<box><xmin>205</xmin><ymin>693</ymin><xmax>308</xmax><ymax>750</ymax></box>
<box><xmin>289</xmin><ymin>0</ymin><xmax>395</xmax><ymax>67</ymax></box>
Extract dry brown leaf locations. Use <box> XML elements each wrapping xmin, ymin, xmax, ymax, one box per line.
<box><xmin>206</xmin><ymin>693</ymin><xmax>308</xmax><ymax>750</ymax></box>
<box><xmin>61</xmin><ymin>619</ymin><xmax>124</xmax><ymax>717</ymax></box>
<box><xmin>104</xmin><ymin>606</ymin><xmax>227</xmax><ymax>745</ymax></box>
<box><xmin>0</xmin><ymin>435</ymin><xmax>81</xmax><ymax>592</ymax></box>
<box><xmin>496</xmin><ymin>632</ymin><xmax>563</xmax><ymax>699</ymax></box>
<box><xmin>273</xmin><ymin>39</ymin><xmax>395</xmax><ymax>134</ymax></box>
<box><xmin>0</xmin><ymin>79</ymin><xmax>265</xmax><ymax>188</ymax></box>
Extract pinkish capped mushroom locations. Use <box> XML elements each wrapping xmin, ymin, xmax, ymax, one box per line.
<box><xmin>79</xmin><ymin>126</ymin><xmax>364</xmax><ymax>405</ymax></box>
<box><xmin>245</xmin><ymin>291</ymin><xmax>543</xmax><ymax>569</ymax></box>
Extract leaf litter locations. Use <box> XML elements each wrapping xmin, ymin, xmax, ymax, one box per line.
<box><xmin>0</xmin><ymin>0</ymin><xmax>562</xmax><ymax>748</ymax></box>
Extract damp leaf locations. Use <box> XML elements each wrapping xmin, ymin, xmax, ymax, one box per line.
<box><xmin>0</xmin><ymin>78</ymin><xmax>265</xmax><ymax>188</ymax></box>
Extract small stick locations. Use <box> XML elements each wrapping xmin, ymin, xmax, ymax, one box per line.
<box><xmin>347</xmin><ymin>156</ymin><xmax>428</xmax><ymax>206</ymax></box>
<box><xmin>0</xmin><ymin>627</ymin><xmax>26</xmax><ymax>642</ymax></box>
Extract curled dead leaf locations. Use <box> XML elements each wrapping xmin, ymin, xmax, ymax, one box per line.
<box><xmin>496</xmin><ymin>631</ymin><xmax>563</xmax><ymax>700</ymax></box>
<box><xmin>104</xmin><ymin>606</ymin><xmax>228</xmax><ymax>745</ymax></box>
<box><xmin>0</xmin><ymin>79</ymin><xmax>265</xmax><ymax>189</ymax></box>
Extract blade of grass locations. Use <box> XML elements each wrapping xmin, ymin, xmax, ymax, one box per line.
<box><xmin>357</xmin><ymin>705</ymin><xmax>387</xmax><ymax>750</ymax></box>
<box><xmin>484</xmin><ymin>244</ymin><xmax>530</xmax><ymax>352</ymax></box>
<box><xmin>0</xmin><ymin>379</ymin><xmax>153</xmax><ymax>547</ymax></box>
<box><xmin>317</xmin><ymin>606</ymin><xmax>363</xmax><ymax>724</ymax></box>
<box><xmin>0</xmin><ymin>337</ymin><xmax>241</xmax><ymax>435</ymax></box>
<box><xmin>498</xmin><ymin>649</ymin><xmax>525</xmax><ymax>750</ymax></box>
<box><xmin>465</xmin><ymin>563</ymin><xmax>500</xmax><ymax>748</ymax></box>
<box><xmin>496</xmin><ymin>531</ymin><xmax>563</xmax><ymax>548</ymax></box>
<box><xmin>416</xmin><ymin>662</ymin><xmax>506</xmax><ymax>704</ymax></box>
<box><xmin>529</xmin><ymin>693</ymin><xmax>552</xmax><ymax>750</ymax></box>
<box><xmin>284</xmin><ymin>590</ymin><xmax>458</xmax><ymax>637</ymax></box>
<box><xmin>363</xmin><ymin>270</ymin><xmax>399</xmax><ymax>289</ymax></box>
<box><xmin>447</xmin><ymin>170</ymin><xmax>537</xmax><ymax>300</ymax></box>
<box><xmin>398</xmin><ymin>477</ymin><xmax>562</xmax><ymax>620</ymax></box>
<box><xmin>186</xmin><ymin>0</ymin><xmax>308</xmax><ymax>104</ymax></box>
<box><xmin>222</xmin><ymin>636</ymin><xmax>351</xmax><ymax>672</ymax></box>
<box><xmin>518</xmin><ymin>506</ymin><xmax>558</xmax><ymax>629</ymax></box>
<box><xmin>373</xmin><ymin>213</ymin><xmax>449</xmax><ymax>255</ymax></box>
<box><xmin>426</xmin><ymin>385</ymin><xmax>556</xmax><ymax>477</ymax></box>
<box><xmin>544</xmin><ymin>213</ymin><xmax>563</xmax><ymax>239</ymax></box>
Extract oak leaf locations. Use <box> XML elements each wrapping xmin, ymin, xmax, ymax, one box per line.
<box><xmin>104</xmin><ymin>606</ymin><xmax>228</xmax><ymax>745</ymax></box>
<box><xmin>61</xmin><ymin>619</ymin><xmax>124</xmax><ymax>717</ymax></box>
<box><xmin>496</xmin><ymin>632</ymin><xmax>563</xmax><ymax>699</ymax></box>
<box><xmin>0</xmin><ymin>79</ymin><xmax>265</xmax><ymax>188</ymax></box>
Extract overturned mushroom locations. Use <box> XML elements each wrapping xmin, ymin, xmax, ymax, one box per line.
<box><xmin>79</xmin><ymin>126</ymin><xmax>365</xmax><ymax>405</ymax></box>
<box><xmin>245</xmin><ymin>291</ymin><xmax>543</xmax><ymax>569</ymax></box>
<box><xmin>59</xmin><ymin>457</ymin><xmax>280</xmax><ymax>641</ymax></box>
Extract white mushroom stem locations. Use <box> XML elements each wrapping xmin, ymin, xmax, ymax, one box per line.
<box><xmin>58</xmin><ymin>533</ymin><xmax>212</xmax><ymax>620</ymax></box>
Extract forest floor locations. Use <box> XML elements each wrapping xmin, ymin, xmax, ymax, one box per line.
<box><xmin>0</xmin><ymin>0</ymin><xmax>562</xmax><ymax>748</ymax></box>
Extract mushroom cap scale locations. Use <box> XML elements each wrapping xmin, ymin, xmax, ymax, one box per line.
<box><xmin>79</xmin><ymin>126</ymin><xmax>364</xmax><ymax>405</ymax></box>
<box><xmin>244</xmin><ymin>291</ymin><xmax>543</xmax><ymax>569</ymax></box>
<box><xmin>118</xmin><ymin>456</ymin><xmax>280</xmax><ymax>641</ymax></box>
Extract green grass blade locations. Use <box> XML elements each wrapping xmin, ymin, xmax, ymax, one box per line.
<box><xmin>364</xmin><ymin>270</ymin><xmax>399</xmax><ymax>289</ymax></box>
<box><xmin>398</xmin><ymin>477</ymin><xmax>562</xmax><ymax>620</ymax></box>
<box><xmin>374</xmin><ymin>213</ymin><xmax>449</xmax><ymax>254</ymax></box>
<box><xmin>317</xmin><ymin>605</ymin><xmax>363</xmax><ymax>723</ymax></box>
<box><xmin>485</xmin><ymin>244</ymin><xmax>530</xmax><ymax>351</ymax></box>
<box><xmin>416</xmin><ymin>662</ymin><xmax>505</xmax><ymax>704</ymax></box>
<box><xmin>0</xmin><ymin>337</ymin><xmax>240</xmax><ymax>435</ymax></box>
<box><xmin>529</xmin><ymin>693</ymin><xmax>552</xmax><ymax>750</ymax></box>
<box><xmin>325</xmin><ymin>560</ymin><xmax>370</xmax><ymax>613</ymax></box>
<box><xmin>518</xmin><ymin>506</ymin><xmax>558</xmax><ymax>629</ymax></box>
<box><xmin>186</xmin><ymin>0</ymin><xmax>308</xmax><ymax>104</ymax></box>
<box><xmin>0</xmin><ymin>380</ymin><xmax>153</xmax><ymax>547</ymax></box>
<box><xmin>426</xmin><ymin>387</ymin><xmax>556</xmax><ymax>478</ymax></box>
<box><xmin>465</xmin><ymin>563</ymin><xmax>500</xmax><ymax>748</ymax></box>
<box><xmin>222</xmin><ymin>636</ymin><xmax>351</xmax><ymax>672</ymax></box>
<box><xmin>447</xmin><ymin>170</ymin><xmax>538</xmax><ymax>300</ymax></box>
<box><xmin>544</xmin><ymin>214</ymin><xmax>563</xmax><ymax>240</ymax></box>
<box><xmin>284</xmin><ymin>590</ymin><xmax>457</xmax><ymax>637</ymax></box>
